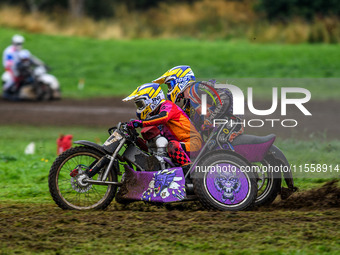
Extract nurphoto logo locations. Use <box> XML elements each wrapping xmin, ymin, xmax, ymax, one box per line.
<box><xmin>201</xmin><ymin>84</ymin><xmax>312</xmax><ymax>128</ymax></box>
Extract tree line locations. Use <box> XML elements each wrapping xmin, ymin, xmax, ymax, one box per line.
<box><xmin>2</xmin><ymin>0</ymin><xmax>340</xmax><ymax>21</ymax></box>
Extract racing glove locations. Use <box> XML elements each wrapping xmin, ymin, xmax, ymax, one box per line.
<box><xmin>127</xmin><ymin>119</ymin><xmax>142</xmax><ymax>129</ymax></box>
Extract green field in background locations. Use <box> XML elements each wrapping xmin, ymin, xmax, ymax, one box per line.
<box><xmin>0</xmin><ymin>27</ymin><xmax>340</xmax><ymax>99</ymax></box>
<box><xmin>0</xmin><ymin>125</ymin><xmax>338</xmax><ymax>203</ymax></box>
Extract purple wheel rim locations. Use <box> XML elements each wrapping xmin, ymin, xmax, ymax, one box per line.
<box><xmin>204</xmin><ymin>162</ymin><xmax>251</xmax><ymax>207</ymax></box>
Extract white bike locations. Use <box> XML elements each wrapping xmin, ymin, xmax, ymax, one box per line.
<box><xmin>2</xmin><ymin>65</ymin><xmax>61</xmax><ymax>101</ymax></box>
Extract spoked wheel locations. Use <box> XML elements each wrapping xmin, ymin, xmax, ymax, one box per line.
<box><xmin>48</xmin><ymin>146</ymin><xmax>117</xmax><ymax>210</ymax></box>
<box><xmin>253</xmin><ymin>159</ymin><xmax>282</xmax><ymax>206</ymax></box>
<box><xmin>193</xmin><ymin>151</ymin><xmax>257</xmax><ymax>211</ymax></box>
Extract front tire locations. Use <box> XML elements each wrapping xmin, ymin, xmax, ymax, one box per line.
<box><xmin>193</xmin><ymin>151</ymin><xmax>257</xmax><ymax>211</ymax></box>
<box><xmin>48</xmin><ymin>146</ymin><xmax>117</xmax><ymax>210</ymax></box>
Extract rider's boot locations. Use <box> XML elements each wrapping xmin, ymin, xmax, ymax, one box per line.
<box><xmin>182</xmin><ymin>163</ymin><xmax>192</xmax><ymax>175</ymax></box>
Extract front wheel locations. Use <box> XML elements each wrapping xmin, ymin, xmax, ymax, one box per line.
<box><xmin>193</xmin><ymin>151</ymin><xmax>257</xmax><ymax>211</ymax></box>
<box><xmin>48</xmin><ymin>146</ymin><xmax>117</xmax><ymax>210</ymax></box>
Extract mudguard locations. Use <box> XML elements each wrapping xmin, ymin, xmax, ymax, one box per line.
<box><xmin>231</xmin><ymin>134</ymin><xmax>298</xmax><ymax>197</ymax></box>
<box><xmin>74</xmin><ymin>140</ymin><xmax>106</xmax><ymax>155</ymax></box>
<box><xmin>116</xmin><ymin>165</ymin><xmax>186</xmax><ymax>203</ymax></box>
<box><xmin>267</xmin><ymin>145</ymin><xmax>298</xmax><ymax>194</ymax></box>
<box><xmin>38</xmin><ymin>73</ymin><xmax>59</xmax><ymax>90</ymax></box>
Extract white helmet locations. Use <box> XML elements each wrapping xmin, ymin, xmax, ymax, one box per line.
<box><xmin>18</xmin><ymin>49</ymin><xmax>31</xmax><ymax>60</ymax></box>
<box><xmin>12</xmin><ymin>34</ymin><xmax>25</xmax><ymax>45</ymax></box>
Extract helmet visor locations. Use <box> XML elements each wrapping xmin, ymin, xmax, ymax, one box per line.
<box><xmin>135</xmin><ymin>98</ymin><xmax>146</xmax><ymax>110</ymax></box>
<box><xmin>167</xmin><ymin>82</ymin><xmax>173</xmax><ymax>92</ymax></box>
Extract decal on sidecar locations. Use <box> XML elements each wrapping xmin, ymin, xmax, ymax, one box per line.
<box><xmin>142</xmin><ymin>168</ymin><xmax>186</xmax><ymax>202</ymax></box>
<box><xmin>117</xmin><ymin>165</ymin><xmax>186</xmax><ymax>203</ymax></box>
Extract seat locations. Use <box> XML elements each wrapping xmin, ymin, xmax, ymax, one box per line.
<box><xmin>231</xmin><ymin>134</ymin><xmax>276</xmax><ymax>146</ymax></box>
<box><xmin>231</xmin><ymin>134</ymin><xmax>276</xmax><ymax>162</ymax></box>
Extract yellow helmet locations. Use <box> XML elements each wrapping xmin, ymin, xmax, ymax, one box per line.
<box><xmin>153</xmin><ymin>65</ymin><xmax>195</xmax><ymax>103</ymax></box>
<box><xmin>123</xmin><ymin>83</ymin><xmax>165</xmax><ymax>120</ymax></box>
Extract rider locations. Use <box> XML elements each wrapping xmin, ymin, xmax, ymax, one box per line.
<box><xmin>16</xmin><ymin>49</ymin><xmax>45</xmax><ymax>82</ymax></box>
<box><xmin>2</xmin><ymin>35</ymin><xmax>24</xmax><ymax>95</ymax></box>
<box><xmin>2</xmin><ymin>35</ymin><xmax>44</xmax><ymax>98</ymax></box>
<box><xmin>152</xmin><ymin>65</ymin><xmax>244</xmax><ymax>142</ymax></box>
<box><xmin>123</xmin><ymin>83</ymin><xmax>202</xmax><ymax>167</ymax></box>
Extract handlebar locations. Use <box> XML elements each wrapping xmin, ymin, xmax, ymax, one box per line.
<box><xmin>108</xmin><ymin>122</ymin><xmax>138</xmax><ymax>141</ymax></box>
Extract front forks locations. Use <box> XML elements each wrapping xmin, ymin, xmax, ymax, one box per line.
<box><xmin>84</xmin><ymin>138</ymin><xmax>126</xmax><ymax>186</ymax></box>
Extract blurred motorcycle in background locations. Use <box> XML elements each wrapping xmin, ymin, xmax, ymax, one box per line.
<box><xmin>2</xmin><ymin>58</ymin><xmax>61</xmax><ymax>101</ymax></box>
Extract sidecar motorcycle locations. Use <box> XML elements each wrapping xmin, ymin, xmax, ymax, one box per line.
<box><xmin>49</xmin><ymin>122</ymin><xmax>260</xmax><ymax>211</ymax></box>
<box><xmin>2</xmin><ymin>65</ymin><xmax>61</xmax><ymax>101</ymax></box>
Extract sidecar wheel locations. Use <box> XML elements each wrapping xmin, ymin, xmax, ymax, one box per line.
<box><xmin>193</xmin><ymin>152</ymin><xmax>257</xmax><ymax>211</ymax></box>
<box><xmin>48</xmin><ymin>146</ymin><xmax>117</xmax><ymax>210</ymax></box>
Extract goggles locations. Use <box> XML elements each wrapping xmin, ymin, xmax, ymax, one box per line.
<box><xmin>134</xmin><ymin>98</ymin><xmax>146</xmax><ymax>110</ymax></box>
<box><xmin>165</xmin><ymin>78</ymin><xmax>176</xmax><ymax>92</ymax></box>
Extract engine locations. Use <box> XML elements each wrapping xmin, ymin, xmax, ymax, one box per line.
<box><xmin>147</xmin><ymin>135</ymin><xmax>168</xmax><ymax>156</ymax></box>
<box><xmin>141</xmin><ymin>126</ymin><xmax>168</xmax><ymax>156</ymax></box>
<box><xmin>139</xmin><ymin>126</ymin><xmax>171</xmax><ymax>169</ymax></box>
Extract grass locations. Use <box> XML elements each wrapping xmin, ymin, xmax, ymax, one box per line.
<box><xmin>1</xmin><ymin>27</ymin><xmax>340</xmax><ymax>99</ymax></box>
<box><xmin>0</xmin><ymin>125</ymin><xmax>110</xmax><ymax>203</ymax></box>
<box><xmin>0</xmin><ymin>125</ymin><xmax>338</xmax><ymax>203</ymax></box>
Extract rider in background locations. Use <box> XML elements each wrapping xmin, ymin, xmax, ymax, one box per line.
<box><xmin>2</xmin><ymin>35</ymin><xmax>44</xmax><ymax>98</ymax></box>
<box><xmin>2</xmin><ymin>35</ymin><xmax>24</xmax><ymax>95</ymax></box>
<box><xmin>153</xmin><ymin>65</ymin><xmax>244</xmax><ymax>142</ymax></box>
<box><xmin>16</xmin><ymin>49</ymin><xmax>44</xmax><ymax>83</ymax></box>
<box><xmin>123</xmin><ymin>83</ymin><xmax>202</xmax><ymax>168</ymax></box>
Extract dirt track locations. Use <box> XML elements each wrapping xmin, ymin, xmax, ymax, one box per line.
<box><xmin>0</xmin><ymin>181</ymin><xmax>339</xmax><ymax>254</ymax></box>
<box><xmin>0</xmin><ymin>97</ymin><xmax>339</xmax><ymax>139</ymax></box>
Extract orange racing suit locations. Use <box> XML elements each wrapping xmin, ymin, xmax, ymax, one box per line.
<box><xmin>141</xmin><ymin>100</ymin><xmax>202</xmax><ymax>165</ymax></box>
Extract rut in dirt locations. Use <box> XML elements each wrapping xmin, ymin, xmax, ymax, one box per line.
<box><xmin>271</xmin><ymin>180</ymin><xmax>340</xmax><ymax>210</ymax></box>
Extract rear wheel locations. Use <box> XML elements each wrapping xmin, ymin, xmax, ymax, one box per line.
<box><xmin>36</xmin><ymin>82</ymin><xmax>52</xmax><ymax>101</ymax></box>
<box><xmin>48</xmin><ymin>146</ymin><xmax>117</xmax><ymax>210</ymax></box>
<box><xmin>193</xmin><ymin>152</ymin><xmax>257</xmax><ymax>211</ymax></box>
<box><xmin>254</xmin><ymin>158</ymin><xmax>282</xmax><ymax>206</ymax></box>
